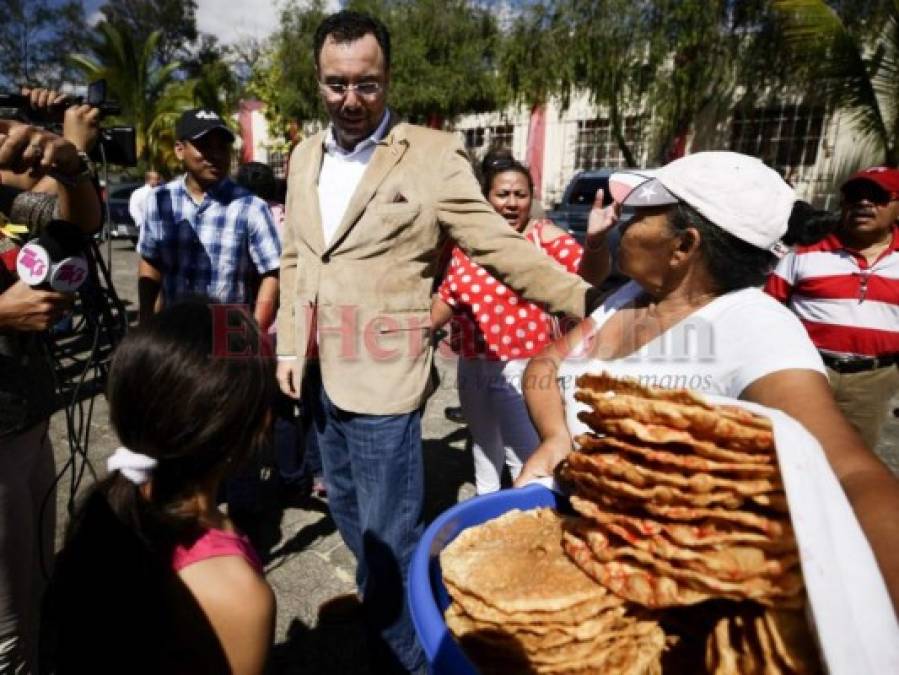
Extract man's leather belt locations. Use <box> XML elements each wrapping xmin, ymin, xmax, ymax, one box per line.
<box><xmin>820</xmin><ymin>352</ymin><xmax>899</xmax><ymax>374</ymax></box>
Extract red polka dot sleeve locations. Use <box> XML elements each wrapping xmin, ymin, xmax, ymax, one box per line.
<box><xmin>544</xmin><ymin>230</ymin><xmax>583</xmax><ymax>274</ymax></box>
<box><xmin>436</xmin><ymin>223</ymin><xmax>584</xmax><ymax>360</ymax></box>
<box><xmin>437</xmin><ymin>246</ymin><xmax>465</xmax><ymax>307</ymax></box>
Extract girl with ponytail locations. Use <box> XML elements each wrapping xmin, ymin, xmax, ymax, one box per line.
<box><xmin>43</xmin><ymin>299</ymin><xmax>276</xmax><ymax>675</ymax></box>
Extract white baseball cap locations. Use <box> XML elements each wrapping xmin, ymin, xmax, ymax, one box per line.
<box><xmin>609</xmin><ymin>151</ymin><xmax>796</xmax><ymax>251</ymax></box>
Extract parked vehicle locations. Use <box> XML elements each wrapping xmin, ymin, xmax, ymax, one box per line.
<box><xmin>105</xmin><ymin>181</ymin><xmax>142</xmax><ymax>245</ymax></box>
<box><xmin>546</xmin><ymin>169</ymin><xmax>616</xmax><ymax>242</ymax></box>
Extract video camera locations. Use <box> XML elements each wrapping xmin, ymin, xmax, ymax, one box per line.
<box><xmin>0</xmin><ymin>79</ymin><xmax>137</xmax><ymax>167</ymax></box>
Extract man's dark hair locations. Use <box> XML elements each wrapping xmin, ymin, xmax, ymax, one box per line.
<box><xmin>314</xmin><ymin>10</ymin><xmax>391</xmax><ymax>70</ymax></box>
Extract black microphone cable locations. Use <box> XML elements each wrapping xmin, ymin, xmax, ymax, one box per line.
<box><xmin>37</xmin><ymin>233</ymin><xmax>129</xmax><ymax>580</ymax></box>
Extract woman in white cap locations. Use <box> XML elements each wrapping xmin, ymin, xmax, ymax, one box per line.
<box><xmin>515</xmin><ymin>151</ymin><xmax>899</xmax><ymax>610</ymax></box>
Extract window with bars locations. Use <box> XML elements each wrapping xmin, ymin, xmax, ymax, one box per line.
<box><xmin>489</xmin><ymin>124</ymin><xmax>514</xmax><ymax>150</ymax></box>
<box><xmin>464</xmin><ymin>127</ymin><xmax>485</xmax><ymax>150</ymax></box>
<box><xmin>730</xmin><ymin>104</ymin><xmax>825</xmax><ymax>174</ymax></box>
<box><xmin>463</xmin><ymin>124</ymin><xmax>514</xmax><ymax>153</ymax></box>
<box><xmin>575</xmin><ymin>117</ymin><xmax>644</xmax><ymax>170</ymax></box>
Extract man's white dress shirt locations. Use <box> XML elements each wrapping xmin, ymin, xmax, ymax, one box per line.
<box><xmin>317</xmin><ymin>112</ymin><xmax>391</xmax><ymax>246</ymax></box>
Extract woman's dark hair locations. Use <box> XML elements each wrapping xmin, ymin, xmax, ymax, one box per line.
<box><xmin>668</xmin><ymin>200</ymin><xmax>837</xmax><ymax>294</ymax></box>
<box><xmin>236</xmin><ymin>161</ymin><xmax>277</xmax><ymax>202</ymax></box>
<box><xmin>480</xmin><ymin>149</ymin><xmax>533</xmax><ymax>199</ymax></box>
<box><xmin>314</xmin><ymin>10</ymin><xmax>391</xmax><ymax>70</ymax></box>
<box><xmin>101</xmin><ymin>299</ymin><xmax>275</xmax><ymax>549</ymax></box>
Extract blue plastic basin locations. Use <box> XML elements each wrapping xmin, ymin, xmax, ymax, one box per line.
<box><xmin>407</xmin><ymin>484</ymin><xmax>570</xmax><ymax>674</ymax></box>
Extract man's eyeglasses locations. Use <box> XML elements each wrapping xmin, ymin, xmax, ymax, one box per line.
<box><xmin>318</xmin><ymin>81</ymin><xmax>383</xmax><ymax>98</ymax></box>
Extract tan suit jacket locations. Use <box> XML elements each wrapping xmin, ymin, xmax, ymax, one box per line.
<box><xmin>277</xmin><ymin>117</ymin><xmax>596</xmax><ymax>414</ymax></box>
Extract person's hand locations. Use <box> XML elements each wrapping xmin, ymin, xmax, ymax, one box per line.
<box><xmin>22</xmin><ymin>87</ymin><xmax>100</xmax><ymax>152</ymax></box>
<box><xmin>276</xmin><ymin>359</ymin><xmax>302</xmax><ymax>399</ymax></box>
<box><xmin>513</xmin><ymin>433</ymin><xmax>573</xmax><ymax>488</ymax></box>
<box><xmin>584</xmin><ymin>188</ymin><xmax>619</xmax><ymax>249</ymax></box>
<box><xmin>21</xmin><ymin>87</ymin><xmax>69</xmax><ymax>123</ymax></box>
<box><xmin>0</xmin><ymin>281</ymin><xmax>72</xmax><ymax>331</ymax></box>
<box><xmin>0</xmin><ymin>119</ymin><xmax>81</xmax><ymax>177</ymax></box>
<box><xmin>62</xmin><ymin>104</ymin><xmax>100</xmax><ymax>153</ymax></box>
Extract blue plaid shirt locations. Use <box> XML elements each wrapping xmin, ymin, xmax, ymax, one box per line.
<box><xmin>138</xmin><ymin>176</ymin><xmax>280</xmax><ymax>305</ymax></box>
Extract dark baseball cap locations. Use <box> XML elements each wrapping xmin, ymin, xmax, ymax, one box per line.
<box><xmin>175</xmin><ymin>108</ymin><xmax>235</xmax><ymax>142</ymax></box>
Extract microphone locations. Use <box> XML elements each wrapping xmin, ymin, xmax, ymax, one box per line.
<box><xmin>15</xmin><ymin>220</ymin><xmax>89</xmax><ymax>292</ymax></box>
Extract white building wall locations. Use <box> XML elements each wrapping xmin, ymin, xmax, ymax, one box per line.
<box><xmin>452</xmin><ymin>90</ymin><xmax>645</xmax><ymax>208</ymax></box>
<box><xmin>542</xmin><ymin>92</ymin><xmax>605</xmax><ymax>207</ymax></box>
<box><xmin>449</xmin><ymin>106</ymin><xmax>530</xmax><ymax>162</ymax></box>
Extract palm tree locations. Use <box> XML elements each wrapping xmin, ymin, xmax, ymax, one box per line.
<box><xmin>144</xmin><ymin>79</ymin><xmax>196</xmax><ymax>175</ymax></box>
<box><xmin>69</xmin><ymin>21</ymin><xmax>180</xmax><ymax>166</ymax></box>
<box><xmin>773</xmin><ymin>0</ymin><xmax>899</xmax><ymax>166</ymax></box>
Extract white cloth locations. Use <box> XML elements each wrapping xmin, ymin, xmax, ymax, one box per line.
<box><xmin>128</xmin><ymin>184</ymin><xmax>153</xmax><ymax>229</ymax></box>
<box><xmin>106</xmin><ymin>447</ymin><xmax>157</xmax><ymax>485</ymax></box>
<box><xmin>458</xmin><ymin>358</ymin><xmax>538</xmax><ymax>494</ymax></box>
<box><xmin>318</xmin><ymin>112</ymin><xmax>390</xmax><ymax>247</ymax></box>
<box><xmin>558</xmin><ymin>282</ymin><xmax>826</xmax><ymax>438</ymax></box>
<box><xmin>713</xmin><ymin>397</ymin><xmax>899</xmax><ymax>674</ymax></box>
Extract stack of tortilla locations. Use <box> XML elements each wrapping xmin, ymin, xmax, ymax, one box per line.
<box><xmin>439</xmin><ymin>373</ymin><xmax>822</xmax><ymax>672</ymax></box>
<box><xmin>559</xmin><ymin>372</ymin><xmax>821</xmax><ymax>673</ymax></box>
<box><xmin>704</xmin><ymin>603</ymin><xmax>821</xmax><ymax>674</ymax></box>
<box><xmin>440</xmin><ymin>508</ymin><xmax>666</xmax><ymax>674</ymax></box>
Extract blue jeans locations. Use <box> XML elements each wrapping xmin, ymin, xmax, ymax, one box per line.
<box><xmin>273</xmin><ymin>393</ymin><xmax>322</xmax><ymax>487</ymax></box>
<box><xmin>307</xmin><ymin>368</ymin><xmax>426</xmax><ymax>674</ymax></box>
<box><xmin>273</xmin><ymin>393</ymin><xmax>305</xmax><ymax>486</ymax></box>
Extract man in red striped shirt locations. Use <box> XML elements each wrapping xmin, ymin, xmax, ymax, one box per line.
<box><xmin>766</xmin><ymin>166</ymin><xmax>899</xmax><ymax>448</ymax></box>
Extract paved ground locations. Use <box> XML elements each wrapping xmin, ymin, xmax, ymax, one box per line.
<box><xmin>48</xmin><ymin>241</ymin><xmax>899</xmax><ymax>674</ymax></box>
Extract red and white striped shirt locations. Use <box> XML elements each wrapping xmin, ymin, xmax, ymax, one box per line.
<box><xmin>764</xmin><ymin>227</ymin><xmax>899</xmax><ymax>357</ymax></box>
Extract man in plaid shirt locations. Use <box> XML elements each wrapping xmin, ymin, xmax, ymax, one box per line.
<box><xmin>137</xmin><ymin>109</ymin><xmax>280</xmax><ymax>328</ymax></box>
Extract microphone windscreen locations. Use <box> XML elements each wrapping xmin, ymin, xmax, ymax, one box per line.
<box><xmin>38</xmin><ymin>220</ymin><xmax>84</xmax><ymax>261</ymax></box>
<box><xmin>16</xmin><ymin>242</ymin><xmax>51</xmax><ymax>285</ymax></box>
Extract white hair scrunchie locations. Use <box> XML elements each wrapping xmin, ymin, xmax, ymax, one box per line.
<box><xmin>107</xmin><ymin>446</ymin><xmax>158</xmax><ymax>485</ymax></box>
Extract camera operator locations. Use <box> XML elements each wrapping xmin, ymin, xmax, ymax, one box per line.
<box><xmin>0</xmin><ymin>108</ymin><xmax>100</xmax><ymax>673</ymax></box>
<box><xmin>3</xmin><ymin>88</ymin><xmax>101</xmax><ymax>224</ymax></box>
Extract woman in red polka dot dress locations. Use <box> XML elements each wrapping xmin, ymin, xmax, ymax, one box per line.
<box><xmin>431</xmin><ymin>156</ymin><xmax>611</xmax><ymax>494</ymax></box>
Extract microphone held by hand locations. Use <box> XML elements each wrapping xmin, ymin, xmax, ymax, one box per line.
<box><xmin>15</xmin><ymin>220</ymin><xmax>88</xmax><ymax>292</ymax></box>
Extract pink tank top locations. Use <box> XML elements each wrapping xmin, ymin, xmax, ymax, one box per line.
<box><xmin>171</xmin><ymin>528</ymin><xmax>264</xmax><ymax>575</ymax></box>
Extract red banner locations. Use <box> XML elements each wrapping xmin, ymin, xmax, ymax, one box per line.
<box><xmin>525</xmin><ymin>104</ymin><xmax>546</xmax><ymax>201</ymax></box>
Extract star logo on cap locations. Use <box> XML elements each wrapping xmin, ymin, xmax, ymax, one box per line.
<box><xmin>635</xmin><ymin>183</ymin><xmax>660</xmax><ymax>202</ymax></box>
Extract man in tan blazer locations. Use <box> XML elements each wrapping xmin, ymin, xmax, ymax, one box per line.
<box><xmin>276</xmin><ymin>11</ymin><xmax>606</xmax><ymax>673</ymax></box>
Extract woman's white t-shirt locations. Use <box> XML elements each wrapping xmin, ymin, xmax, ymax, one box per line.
<box><xmin>557</xmin><ymin>282</ymin><xmax>826</xmax><ymax>438</ymax></box>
